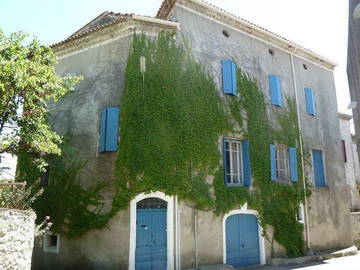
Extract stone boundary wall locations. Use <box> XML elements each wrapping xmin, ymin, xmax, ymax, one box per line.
<box><xmin>0</xmin><ymin>208</ymin><xmax>36</xmax><ymax>270</ymax></box>
<box><xmin>350</xmin><ymin>212</ymin><xmax>360</xmax><ymax>248</ymax></box>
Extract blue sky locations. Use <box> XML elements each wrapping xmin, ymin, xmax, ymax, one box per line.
<box><xmin>0</xmin><ymin>0</ymin><xmax>351</xmax><ymax>113</ymax></box>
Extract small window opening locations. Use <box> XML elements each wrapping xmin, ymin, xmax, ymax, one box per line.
<box><xmin>342</xmin><ymin>139</ymin><xmax>347</xmax><ymax>163</ymax></box>
<box><xmin>222</xmin><ymin>30</ymin><xmax>230</xmax><ymax>38</ymax></box>
<box><xmin>268</xmin><ymin>49</ymin><xmax>275</xmax><ymax>55</ymax></box>
<box><xmin>303</xmin><ymin>64</ymin><xmax>308</xmax><ymax>70</ymax></box>
<box><xmin>43</xmin><ymin>233</ymin><xmax>60</xmax><ymax>253</ymax></box>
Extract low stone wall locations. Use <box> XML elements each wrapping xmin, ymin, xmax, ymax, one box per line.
<box><xmin>0</xmin><ymin>208</ymin><xmax>36</xmax><ymax>270</ymax></box>
<box><xmin>350</xmin><ymin>211</ymin><xmax>360</xmax><ymax>248</ymax></box>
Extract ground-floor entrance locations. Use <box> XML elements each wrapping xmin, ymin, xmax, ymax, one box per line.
<box><xmin>135</xmin><ymin>198</ymin><xmax>167</xmax><ymax>270</ymax></box>
<box><xmin>225</xmin><ymin>213</ymin><xmax>260</xmax><ymax>267</ymax></box>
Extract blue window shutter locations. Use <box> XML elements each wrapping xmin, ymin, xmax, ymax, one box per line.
<box><xmin>98</xmin><ymin>108</ymin><xmax>107</xmax><ymax>152</ymax></box>
<box><xmin>305</xmin><ymin>88</ymin><xmax>316</xmax><ymax>115</ymax></box>
<box><xmin>231</xmin><ymin>61</ymin><xmax>237</xmax><ymax>95</ymax></box>
<box><xmin>269</xmin><ymin>75</ymin><xmax>283</xmax><ymax>106</ymax></box>
<box><xmin>242</xmin><ymin>140</ymin><xmax>251</xmax><ymax>187</ymax></box>
<box><xmin>222</xmin><ymin>60</ymin><xmax>237</xmax><ymax>95</ymax></box>
<box><xmin>270</xmin><ymin>144</ymin><xmax>276</xmax><ymax>180</ymax></box>
<box><xmin>313</xmin><ymin>149</ymin><xmax>326</xmax><ymax>187</ymax></box>
<box><xmin>105</xmin><ymin>107</ymin><xmax>120</xmax><ymax>151</ymax></box>
<box><xmin>289</xmin><ymin>147</ymin><xmax>298</xmax><ymax>182</ymax></box>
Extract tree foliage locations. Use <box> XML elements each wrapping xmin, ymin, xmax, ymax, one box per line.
<box><xmin>0</xmin><ymin>30</ymin><xmax>81</xmax><ymax>168</ymax></box>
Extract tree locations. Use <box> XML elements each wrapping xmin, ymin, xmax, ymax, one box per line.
<box><xmin>0</xmin><ymin>30</ymin><xmax>81</xmax><ymax>168</ymax></box>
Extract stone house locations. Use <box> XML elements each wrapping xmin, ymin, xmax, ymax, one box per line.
<box><xmin>339</xmin><ymin>113</ymin><xmax>360</xmax><ymax>211</ymax></box>
<box><xmin>32</xmin><ymin>0</ymin><xmax>354</xmax><ymax>269</ymax></box>
<box><xmin>347</xmin><ymin>0</ymin><xmax>360</xmax><ymax>161</ymax></box>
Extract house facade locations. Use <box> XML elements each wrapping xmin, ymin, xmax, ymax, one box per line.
<box><xmin>348</xmin><ymin>0</ymin><xmax>360</xmax><ymax>161</ymax></box>
<box><xmin>339</xmin><ymin>113</ymin><xmax>360</xmax><ymax>211</ymax></box>
<box><xmin>32</xmin><ymin>1</ymin><xmax>353</xmax><ymax>270</ymax></box>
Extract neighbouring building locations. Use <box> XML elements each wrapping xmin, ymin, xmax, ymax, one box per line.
<box><xmin>32</xmin><ymin>1</ymin><xmax>354</xmax><ymax>269</ymax></box>
<box><xmin>347</xmin><ymin>0</ymin><xmax>360</xmax><ymax>162</ymax></box>
<box><xmin>339</xmin><ymin>113</ymin><xmax>360</xmax><ymax>211</ymax></box>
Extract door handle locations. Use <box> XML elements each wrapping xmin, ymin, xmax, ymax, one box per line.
<box><xmin>141</xmin><ymin>225</ymin><xmax>148</xmax><ymax>230</ymax></box>
<box><xmin>241</xmin><ymin>243</ymin><xmax>245</xmax><ymax>248</ymax></box>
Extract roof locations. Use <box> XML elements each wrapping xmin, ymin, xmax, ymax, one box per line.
<box><xmin>52</xmin><ymin>0</ymin><xmax>337</xmax><ymax>69</ymax></box>
<box><xmin>51</xmin><ymin>12</ymin><xmax>128</xmax><ymax>48</ymax></box>
<box><xmin>51</xmin><ymin>13</ymin><xmax>179</xmax><ymax>54</ymax></box>
<box><xmin>156</xmin><ymin>0</ymin><xmax>337</xmax><ymax>69</ymax></box>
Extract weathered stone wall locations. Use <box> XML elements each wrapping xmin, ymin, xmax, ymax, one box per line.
<box><xmin>0</xmin><ymin>208</ymin><xmax>36</xmax><ymax>270</ymax></box>
<box><xmin>350</xmin><ymin>212</ymin><xmax>360</xmax><ymax>248</ymax></box>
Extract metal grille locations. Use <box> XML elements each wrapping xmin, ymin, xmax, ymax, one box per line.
<box><xmin>136</xmin><ymin>197</ymin><xmax>167</xmax><ymax>209</ymax></box>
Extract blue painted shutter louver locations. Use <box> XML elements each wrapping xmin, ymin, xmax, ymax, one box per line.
<box><xmin>288</xmin><ymin>147</ymin><xmax>298</xmax><ymax>182</ymax></box>
<box><xmin>305</xmin><ymin>88</ymin><xmax>316</xmax><ymax>115</ymax></box>
<box><xmin>105</xmin><ymin>107</ymin><xmax>120</xmax><ymax>151</ymax></box>
<box><xmin>269</xmin><ymin>75</ymin><xmax>283</xmax><ymax>106</ymax></box>
<box><xmin>270</xmin><ymin>144</ymin><xmax>276</xmax><ymax>180</ymax></box>
<box><xmin>313</xmin><ymin>149</ymin><xmax>326</xmax><ymax>187</ymax></box>
<box><xmin>98</xmin><ymin>108</ymin><xmax>107</xmax><ymax>152</ymax></box>
<box><xmin>242</xmin><ymin>140</ymin><xmax>251</xmax><ymax>187</ymax></box>
<box><xmin>99</xmin><ymin>106</ymin><xmax>120</xmax><ymax>152</ymax></box>
<box><xmin>222</xmin><ymin>60</ymin><xmax>237</xmax><ymax>95</ymax></box>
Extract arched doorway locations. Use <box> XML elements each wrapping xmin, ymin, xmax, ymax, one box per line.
<box><xmin>135</xmin><ymin>198</ymin><xmax>167</xmax><ymax>270</ymax></box>
<box><xmin>223</xmin><ymin>207</ymin><xmax>265</xmax><ymax>267</ymax></box>
<box><xmin>129</xmin><ymin>192</ymin><xmax>174</xmax><ymax>270</ymax></box>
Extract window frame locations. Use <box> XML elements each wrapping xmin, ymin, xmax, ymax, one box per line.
<box><xmin>224</xmin><ymin>138</ymin><xmax>244</xmax><ymax>186</ymax></box>
<box><xmin>274</xmin><ymin>144</ymin><xmax>289</xmax><ymax>182</ymax></box>
<box><xmin>43</xmin><ymin>232</ymin><xmax>60</xmax><ymax>253</ymax></box>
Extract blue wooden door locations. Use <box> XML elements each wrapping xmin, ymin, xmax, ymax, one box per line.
<box><xmin>226</xmin><ymin>214</ymin><xmax>260</xmax><ymax>267</ymax></box>
<box><xmin>136</xmin><ymin>209</ymin><xmax>167</xmax><ymax>270</ymax></box>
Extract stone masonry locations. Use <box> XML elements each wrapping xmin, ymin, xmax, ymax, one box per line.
<box><xmin>0</xmin><ymin>208</ymin><xmax>36</xmax><ymax>270</ymax></box>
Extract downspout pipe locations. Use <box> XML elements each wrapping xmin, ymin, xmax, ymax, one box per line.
<box><xmin>194</xmin><ymin>208</ymin><xmax>198</xmax><ymax>268</ymax></box>
<box><xmin>290</xmin><ymin>48</ymin><xmax>311</xmax><ymax>250</ymax></box>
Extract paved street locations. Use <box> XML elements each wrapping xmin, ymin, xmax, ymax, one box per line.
<box><xmin>248</xmin><ymin>253</ymin><xmax>360</xmax><ymax>270</ymax></box>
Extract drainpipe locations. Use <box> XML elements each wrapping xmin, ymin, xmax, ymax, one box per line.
<box><xmin>175</xmin><ymin>196</ymin><xmax>181</xmax><ymax>270</ymax></box>
<box><xmin>194</xmin><ymin>208</ymin><xmax>198</xmax><ymax>268</ymax></box>
<box><xmin>290</xmin><ymin>48</ymin><xmax>311</xmax><ymax>250</ymax></box>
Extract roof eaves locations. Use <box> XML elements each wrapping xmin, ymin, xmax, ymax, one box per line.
<box><xmin>156</xmin><ymin>0</ymin><xmax>337</xmax><ymax>69</ymax></box>
<box><xmin>51</xmin><ymin>16</ymin><xmax>128</xmax><ymax>48</ymax></box>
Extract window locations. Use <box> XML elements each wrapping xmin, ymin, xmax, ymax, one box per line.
<box><xmin>222</xmin><ymin>30</ymin><xmax>230</xmax><ymax>38</ymax></box>
<box><xmin>275</xmin><ymin>145</ymin><xmax>288</xmax><ymax>180</ymax></box>
<box><xmin>43</xmin><ymin>232</ymin><xmax>60</xmax><ymax>253</ymax></box>
<box><xmin>99</xmin><ymin>106</ymin><xmax>120</xmax><ymax>152</ymax></box>
<box><xmin>312</xmin><ymin>149</ymin><xmax>326</xmax><ymax>187</ymax></box>
<box><xmin>270</xmin><ymin>144</ymin><xmax>298</xmax><ymax>182</ymax></box>
<box><xmin>39</xmin><ymin>166</ymin><xmax>50</xmax><ymax>187</ymax></box>
<box><xmin>268</xmin><ymin>75</ymin><xmax>283</xmax><ymax>106</ymax></box>
<box><xmin>304</xmin><ymin>88</ymin><xmax>316</xmax><ymax>115</ymax></box>
<box><xmin>223</xmin><ymin>139</ymin><xmax>251</xmax><ymax>186</ymax></box>
<box><xmin>296</xmin><ymin>203</ymin><xmax>305</xmax><ymax>223</ymax></box>
<box><xmin>221</xmin><ymin>60</ymin><xmax>237</xmax><ymax>95</ymax></box>
<box><xmin>342</xmin><ymin>139</ymin><xmax>347</xmax><ymax>163</ymax></box>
